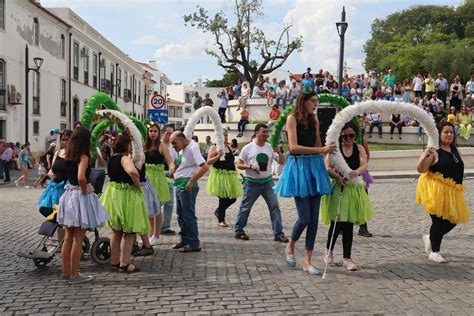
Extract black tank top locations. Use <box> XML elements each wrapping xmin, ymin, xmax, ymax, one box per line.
<box><xmin>138</xmin><ymin>164</ymin><xmax>146</xmax><ymax>183</ymax></box>
<box><xmin>213</xmin><ymin>146</ymin><xmax>236</xmax><ymax>171</ymax></box>
<box><xmin>107</xmin><ymin>155</ymin><xmax>134</xmax><ymax>185</ymax></box>
<box><xmin>51</xmin><ymin>156</ymin><xmax>67</xmax><ymax>183</ymax></box>
<box><xmin>392</xmin><ymin>114</ymin><xmax>401</xmax><ymax>123</ymax></box>
<box><xmin>65</xmin><ymin>159</ymin><xmax>91</xmax><ymax>186</ymax></box>
<box><xmin>341</xmin><ymin>143</ymin><xmax>360</xmax><ymax>171</ymax></box>
<box><xmin>145</xmin><ymin>148</ymin><xmax>165</xmax><ymax>165</ymax></box>
<box><xmin>296</xmin><ymin>120</ymin><xmax>316</xmax><ymax>147</ymax></box>
<box><xmin>430</xmin><ymin>146</ymin><xmax>464</xmax><ymax>184</ymax></box>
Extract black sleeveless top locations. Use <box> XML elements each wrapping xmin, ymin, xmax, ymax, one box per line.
<box><xmin>107</xmin><ymin>155</ymin><xmax>134</xmax><ymax>185</ymax></box>
<box><xmin>138</xmin><ymin>164</ymin><xmax>146</xmax><ymax>183</ymax></box>
<box><xmin>392</xmin><ymin>114</ymin><xmax>401</xmax><ymax>123</ymax></box>
<box><xmin>51</xmin><ymin>156</ymin><xmax>67</xmax><ymax>183</ymax></box>
<box><xmin>430</xmin><ymin>146</ymin><xmax>464</xmax><ymax>184</ymax></box>
<box><xmin>213</xmin><ymin>146</ymin><xmax>236</xmax><ymax>171</ymax></box>
<box><xmin>145</xmin><ymin>148</ymin><xmax>165</xmax><ymax>165</ymax></box>
<box><xmin>341</xmin><ymin>143</ymin><xmax>360</xmax><ymax>171</ymax></box>
<box><xmin>65</xmin><ymin>159</ymin><xmax>91</xmax><ymax>186</ymax></box>
<box><xmin>296</xmin><ymin>120</ymin><xmax>316</xmax><ymax>147</ymax></box>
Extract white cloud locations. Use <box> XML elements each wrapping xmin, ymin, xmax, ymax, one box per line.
<box><xmin>154</xmin><ymin>42</ymin><xmax>205</xmax><ymax>60</ymax></box>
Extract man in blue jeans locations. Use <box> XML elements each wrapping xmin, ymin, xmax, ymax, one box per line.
<box><xmin>170</xmin><ymin>131</ymin><xmax>209</xmax><ymax>252</ymax></box>
<box><xmin>234</xmin><ymin>124</ymin><xmax>288</xmax><ymax>243</ymax></box>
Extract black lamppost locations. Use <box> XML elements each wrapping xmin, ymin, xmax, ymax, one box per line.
<box><xmin>336</xmin><ymin>7</ymin><xmax>348</xmax><ymax>97</ymax></box>
<box><xmin>24</xmin><ymin>44</ymin><xmax>44</xmax><ymax>144</ymax></box>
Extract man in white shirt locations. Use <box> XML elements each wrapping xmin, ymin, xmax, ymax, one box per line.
<box><xmin>170</xmin><ymin>131</ymin><xmax>209</xmax><ymax>252</ymax></box>
<box><xmin>367</xmin><ymin>112</ymin><xmax>383</xmax><ymax>139</ymax></box>
<box><xmin>160</xmin><ymin>124</ymin><xmax>178</xmax><ymax>236</ymax></box>
<box><xmin>412</xmin><ymin>74</ymin><xmax>423</xmax><ymax>98</ymax></box>
<box><xmin>234</xmin><ymin>124</ymin><xmax>288</xmax><ymax>243</ymax></box>
<box><xmin>435</xmin><ymin>73</ymin><xmax>449</xmax><ymax>106</ymax></box>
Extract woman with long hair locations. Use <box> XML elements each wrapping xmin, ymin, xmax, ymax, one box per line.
<box><xmin>321</xmin><ymin>121</ymin><xmax>374</xmax><ymax>271</ymax></box>
<box><xmin>144</xmin><ymin>122</ymin><xmax>175</xmax><ymax>245</ymax></box>
<box><xmin>100</xmin><ymin>134</ymin><xmax>151</xmax><ymax>272</ymax></box>
<box><xmin>416</xmin><ymin>121</ymin><xmax>470</xmax><ymax>263</ymax></box>
<box><xmin>57</xmin><ymin>127</ymin><xmax>109</xmax><ymax>284</ymax></box>
<box><xmin>274</xmin><ymin>91</ymin><xmax>336</xmax><ymax>276</ymax></box>
<box><xmin>14</xmin><ymin>143</ymin><xmax>34</xmax><ymax>188</ymax></box>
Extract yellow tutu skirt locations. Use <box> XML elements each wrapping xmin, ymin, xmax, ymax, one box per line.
<box><xmin>416</xmin><ymin>172</ymin><xmax>470</xmax><ymax>224</ymax></box>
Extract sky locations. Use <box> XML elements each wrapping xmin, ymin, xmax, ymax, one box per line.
<box><xmin>41</xmin><ymin>0</ymin><xmax>462</xmax><ymax>85</ymax></box>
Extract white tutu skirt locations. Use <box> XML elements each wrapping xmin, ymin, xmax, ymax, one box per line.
<box><xmin>141</xmin><ymin>177</ymin><xmax>161</xmax><ymax>217</ymax></box>
<box><xmin>57</xmin><ymin>184</ymin><xmax>109</xmax><ymax>229</ymax></box>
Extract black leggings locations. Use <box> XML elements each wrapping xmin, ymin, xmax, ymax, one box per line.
<box><xmin>430</xmin><ymin>215</ymin><xmax>456</xmax><ymax>252</ymax></box>
<box><xmin>215</xmin><ymin>198</ymin><xmax>237</xmax><ymax>222</ymax></box>
<box><xmin>327</xmin><ymin>221</ymin><xmax>354</xmax><ymax>259</ymax></box>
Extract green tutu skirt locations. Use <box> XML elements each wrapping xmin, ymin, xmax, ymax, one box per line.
<box><xmin>146</xmin><ymin>163</ymin><xmax>171</xmax><ymax>203</ymax></box>
<box><xmin>320</xmin><ymin>180</ymin><xmax>374</xmax><ymax>225</ymax></box>
<box><xmin>206</xmin><ymin>167</ymin><xmax>243</xmax><ymax>199</ymax></box>
<box><xmin>100</xmin><ymin>182</ymin><xmax>151</xmax><ymax>235</ymax></box>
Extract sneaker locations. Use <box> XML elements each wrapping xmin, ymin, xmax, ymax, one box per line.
<box><xmin>68</xmin><ymin>273</ymin><xmax>94</xmax><ymax>285</ymax></box>
<box><xmin>358</xmin><ymin>227</ymin><xmax>373</xmax><ymax>237</ymax></box>
<box><xmin>274</xmin><ymin>234</ymin><xmax>289</xmax><ymax>243</ymax></box>
<box><xmin>149</xmin><ymin>236</ymin><xmax>161</xmax><ymax>246</ymax></box>
<box><xmin>180</xmin><ymin>245</ymin><xmax>201</xmax><ymax>253</ymax></box>
<box><xmin>303</xmin><ymin>266</ymin><xmax>321</xmax><ymax>276</ymax></box>
<box><xmin>14</xmin><ymin>180</ymin><xmax>20</xmax><ymax>187</ymax></box>
<box><xmin>428</xmin><ymin>252</ymin><xmax>447</xmax><ymax>263</ymax></box>
<box><xmin>25</xmin><ymin>185</ymin><xmax>31</xmax><ymax>189</ymax></box>
<box><xmin>422</xmin><ymin>235</ymin><xmax>431</xmax><ymax>255</ymax></box>
<box><xmin>342</xmin><ymin>258</ymin><xmax>358</xmax><ymax>271</ymax></box>
<box><xmin>324</xmin><ymin>250</ymin><xmax>334</xmax><ymax>265</ymax></box>
<box><xmin>133</xmin><ymin>246</ymin><xmax>154</xmax><ymax>257</ymax></box>
<box><xmin>171</xmin><ymin>241</ymin><xmax>186</xmax><ymax>249</ymax></box>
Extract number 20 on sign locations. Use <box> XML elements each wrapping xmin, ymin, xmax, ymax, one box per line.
<box><xmin>150</xmin><ymin>95</ymin><xmax>165</xmax><ymax>109</ymax></box>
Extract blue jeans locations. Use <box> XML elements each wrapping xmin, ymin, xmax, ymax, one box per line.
<box><xmin>235</xmin><ymin>180</ymin><xmax>284</xmax><ymax>237</ymax></box>
<box><xmin>175</xmin><ymin>187</ymin><xmax>200</xmax><ymax>247</ymax></box>
<box><xmin>160</xmin><ymin>182</ymin><xmax>174</xmax><ymax>233</ymax></box>
<box><xmin>291</xmin><ymin>195</ymin><xmax>321</xmax><ymax>251</ymax></box>
<box><xmin>289</xmin><ymin>95</ymin><xmax>297</xmax><ymax>105</ymax></box>
<box><xmin>275</xmin><ymin>96</ymin><xmax>287</xmax><ymax>109</ymax></box>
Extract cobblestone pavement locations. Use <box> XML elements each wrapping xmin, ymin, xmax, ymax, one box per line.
<box><xmin>1</xmin><ymin>176</ymin><xmax>473</xmax><ymax>315</ymax></box>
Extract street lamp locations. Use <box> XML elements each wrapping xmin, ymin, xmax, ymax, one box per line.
<box><xmin>336</xmin><ymin>6</ymin><xmax>348</xmax><ymax>98</ymax></box>
<box><xmin>25</xmin><ymin>44</ymin><xmax>44</xmax><ymax>143</ymax></box>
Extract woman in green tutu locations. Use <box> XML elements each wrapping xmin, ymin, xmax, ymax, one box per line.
<box><xmin>144</xmin><ymin>122</ymin><xmax>175</xmax><ymax>245</ymax></box>
<box><xmin>206</xmin><ymin>130</ymin><xmax>243</xmax><ymax>227</ymax></box>
<box><xmin>321</xmin><ymin>121</ymin><xmax>374</xmax><ymax>271</ymax></box>
<box><xmin>100</xmin><ymin>134</ymin><xmax>150</xmax><ymax>273</ymax></box>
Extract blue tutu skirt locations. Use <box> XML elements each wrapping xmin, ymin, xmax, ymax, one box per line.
<box><xmin>142</xmin><ymin>177</ymin><xmax>161</xmax><ymax>217</ymax></box>
<box><xmin>274</xmin><ymin>154</ymin><xmax>333</xmax><ymax>197</ymax></box>
<box><xmin>57</xmin><ymin>184</ymin><xmax>109</xmax><ymax>229</ymax></box>
<box><xmin>38</xmin><ymin>180</ymin><xmax>66</xmax><ymax>208</ymax></box>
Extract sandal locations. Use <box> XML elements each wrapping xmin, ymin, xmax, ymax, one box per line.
<box><xmin>111</xmin><ymin>263</ymin><xmax>120</xmax><ymax>272</ymax></box>
<box><xmin>119</xmin><ymin>264</ymin><xmax>140</xmax><ymax>274</ymax></box>
<box><xmin>218</xmin><ymin>222</ymin><xmax>229</xmax><ymax>228</ymax></box>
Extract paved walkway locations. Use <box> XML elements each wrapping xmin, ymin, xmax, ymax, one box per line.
<box><xmin>1</xmin><ymin>177</ymin><xmax>473</xmax><ymax>314</ymax></box>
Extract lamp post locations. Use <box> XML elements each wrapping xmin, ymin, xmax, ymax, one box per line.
<box><xmin>336</xmin><ymin>7</ymin><xmax>348</xmax><ymax>97</ymax></box>
<box><xmin>24</xmin><ymin>44</ymin><xmax>44</xmax><ymax>144</ymax></box>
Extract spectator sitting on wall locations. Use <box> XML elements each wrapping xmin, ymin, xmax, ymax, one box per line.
<box><xmin>237</xmin><ymin>108</ymin><xmax>249</xmax><ymax>138</ymax></box>
<box><xmin>268</xmin><ymin>105</ymin><xmax>281</xmax><ymax>130</ymax></box>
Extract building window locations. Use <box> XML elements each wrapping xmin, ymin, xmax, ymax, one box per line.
<box><xmin>32</xmin><ymin>71</ymin><xmax>40</xmax><ymax>114</ymax></box>
<box><xmin>0</xmin><ymin>59</ymin><xmax>5</xmax><ymax>110</ymax></box>
<box><xmin>33</xmin><ymin>121</ymin><xmax>39</xmax><ymax>135</ymax></box>
<box><xmin>73</xmin><ymin>98</ymin><xmax>79</xmax><ymax>123</ymax></box>
<box><xmin>60</xmin><ymin>79</ymin><xmax>66</xmax><ymax>117</ymax></box>
<box><xmin>33</xmin><ymin>18</ymin><xmax>39</xmax><ymax>46</ymax></box>
<box><xmin>1</xmin><ymin>0</ymin><xmax>5</xmax><ymax>30</ymax></box>
<box><xmin>73</xmin><ymin>41</ymin><xmax>79</xmax><ymax>80</ymax></box>
<box><xmin>117</xmin><ymin>67</ymin><xmax>121</xmax><ymax>97</ymax></box>
<box><xmin>92</xmin><ymin>53</ymin><xmax>97</xmax><ymax>88</ymax></box>
<box><xmin>138</xmin><ymin>81</ymin><xmax>141</xmax><ymax>104</ymax></box>
<box><xmin>83</xmin><ymin>47</ymin><xmax>89</xmax><ymax>85</ymax></box>
<box><xmin>60</xmin><ymin>34</ymin><xmax>65</xmax><ymax>59</ymax></box>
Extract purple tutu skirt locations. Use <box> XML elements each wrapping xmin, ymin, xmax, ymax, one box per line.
<box><xmin>57</xmin><ymin>184</ymin><xmax>109</xmax><ymax>229</ymax></box>
<box><xmin>362</xmin><ymin>170</ymin><xmax>374</xmax><ymax>190</ymax></box>
<box><xmin>141</xmin><ymin>177</ymin><xmax>161</xmax><ymax>217</ymax></box>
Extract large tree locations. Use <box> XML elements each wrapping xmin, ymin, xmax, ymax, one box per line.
<box><xmin>364</xmin><ymin>2</ymin><xmax>474</xmax><ymax>82</ymax></box>
<box><xmin>184</xmin><ymin>0</ymin><xmax>302</xmax><ymax>89</ymax></box>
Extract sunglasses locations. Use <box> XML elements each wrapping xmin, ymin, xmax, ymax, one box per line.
<box><xmin>341</xmin><ymin>134</ymin><xmax>356</xmax><ymax>140</ymax></box>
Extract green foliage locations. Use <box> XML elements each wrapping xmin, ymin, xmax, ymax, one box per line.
<box><xmin>364</xmin><ymin>2</ymin><xmax>474</xmax><ymax>82</ymax></box>
<box><xmin>206</xmin><ymin>72</ymin><xmax>240</xmax><ymax>87</ymax></box>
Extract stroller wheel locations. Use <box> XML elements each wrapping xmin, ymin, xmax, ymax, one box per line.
<box><xmin>33</xmin><ymin>258</ymin><xmax>50</xmax><ymax>268</ymax></box>
<box><xmin>91</xmin><ymin>237</ymin><xmax>111</xmax><ymax>265</ymax></box>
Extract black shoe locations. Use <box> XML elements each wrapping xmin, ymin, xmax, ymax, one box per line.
<box><xmin>358</xmin><ymin>228</ymin><xmax>373</xmax><ymax>237</ymax></box>
<box><xmin>133</xmin><ymin>246</ymin><xmax>154</xmax><ymax>257</ymax></box>
<box><xmin>161</xmin><ymin>229</ymin><xmax>176</xmax><ymax>236</ymax></box>
<box><xmin>235</xmin><ymin>232</ymin><xmax>249</xmax><ymax>241</ymax></box>
<box><xmin>171</xmin><ymin>241</ymin><xmax>186</xmax><ymax>249</ymax></box>
<box><xmin>180</xmin><ymin>245</ymin><xmax>201</xmax><ymax>253</ymax></box>
<box><xmin>274</xmin><ymin>234</ymin><xmax>289</xmax><ymax>243</ymax></box>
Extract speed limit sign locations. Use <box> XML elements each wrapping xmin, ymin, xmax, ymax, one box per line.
<box><xmin>150</xmin><ymin>94</ymin><xmax>165</xmax><ymax>109</ymax></box>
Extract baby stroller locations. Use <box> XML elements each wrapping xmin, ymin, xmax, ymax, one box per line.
<box><xmin>17</xmin><ymin>169</ymin><xmax>111</xmax><ymax>268</ymax></box>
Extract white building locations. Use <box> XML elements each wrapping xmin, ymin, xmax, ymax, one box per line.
<box><xmin>0</xmin><ymin>0</ymin><xmax>70</xmax><ymax>151</ymax></box>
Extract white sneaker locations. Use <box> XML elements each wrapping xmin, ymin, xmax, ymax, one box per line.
<box><xmin>14</xmin><ymin>180</ymin><xmax>20</xmax><ymax>187</ymax></box>
<box><xmin>422</xmin><ymin>235</ymin><xmax>431</xmax><ymax>255</ymax></box>
<box><xmin>428</xmin><ymin>252</ymin><xmax>447</xmax><ymax>263</ymax></box>
<box><xmin>149</xmin><ymin>236</ymin><xmax>161</xmax><ymax>246</ymax></box>
<box><xmin>25</xmin><ymin>185</ymin><xmax>31</xmax><ymax>189</ymax></box>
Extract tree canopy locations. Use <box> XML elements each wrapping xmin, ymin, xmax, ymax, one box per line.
<box><xmin>184</xmin><ymin>0</ymin><xmax>302</xmax><ymax>89</ymax></box>
<box><xmin>363</xmin><ymin>1</ymin><xmax>474</xmax><ymax>82</ymax></box>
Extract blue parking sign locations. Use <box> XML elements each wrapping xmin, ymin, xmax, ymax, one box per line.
<box><xmin>148</xmin><ymin>109</ymin><xmax>168</xmax><ymax>124</ymax></box>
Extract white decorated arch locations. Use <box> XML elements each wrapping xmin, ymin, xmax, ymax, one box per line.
<box><xmin>184</xmin><ymin>107</ymin><xmax>225</xmax><ymax>153</ymax></box>
<box><xmin>326</xmin><ymin>100</ymin><xmax>439</xmax><ymax>184</ymax></box>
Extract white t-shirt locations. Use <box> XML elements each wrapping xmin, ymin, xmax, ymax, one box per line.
<box><xmin>239</xmin><ymin>141</ymin><xmax>278</xmax><ymax>179</ymax></box>
<box><xmin>174</xmin><ymin>140</ymin><xmax>205</xmax><ymax>179</ymax></box>
<box><xmin>167</xmin><ymin>143</ymin><xmax>178</xmax><ymax>162</ymax></box>
<box><xmin>413</xmin><ymin>77</ymin><xmax>423</xmax><ymax>91</ymax></box>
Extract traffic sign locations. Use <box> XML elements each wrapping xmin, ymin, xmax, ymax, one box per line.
<box><xmin>148</xmin><ymin>109</ymin><xmax>168</xmax><ymax>124</ymax></box>
<box><xmin>150</xmin><ymin>94</ymin><xmax>165</xmax><ymax>109</ymax></box>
